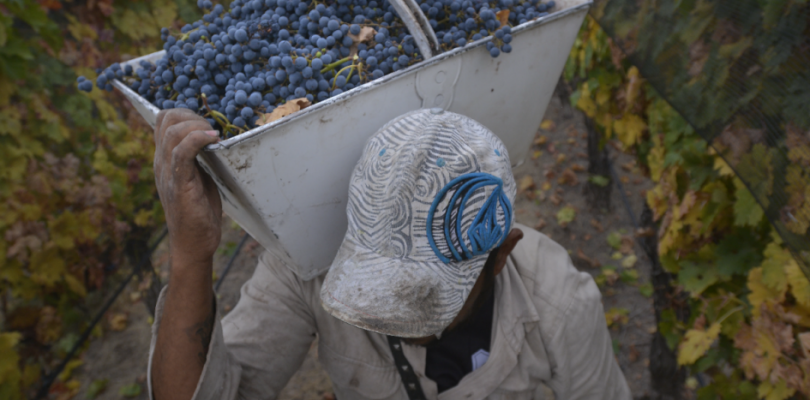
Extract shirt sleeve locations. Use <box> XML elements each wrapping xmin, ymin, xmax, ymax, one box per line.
<box><xmin>147</xmin><ymin>251</ymin><xmax>319</xmax><ymax>400</ymax></box>
<box><xmin>554</xmin><ymin>272</ymin><xmax>632</xmax><ymax>400</ymax></box>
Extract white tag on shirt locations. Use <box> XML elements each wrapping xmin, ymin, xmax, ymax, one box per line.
<box><xmin>471</xmin><ymin>349</ymin><xmax>490</xmax><ymax>371</ymax></box>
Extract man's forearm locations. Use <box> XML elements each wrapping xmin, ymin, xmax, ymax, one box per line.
<box><xmin>152</xmin><ymin>254</ymin><xmax>215</xmax><ymax>400</ymax></box>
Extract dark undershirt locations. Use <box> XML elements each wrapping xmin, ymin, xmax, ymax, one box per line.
<box><xmin>424</xmin><ymin>291</ymin><xmax>495</xmax><ymax>393</ymax></box>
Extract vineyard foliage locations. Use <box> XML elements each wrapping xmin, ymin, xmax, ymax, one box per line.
<box><xmin>0</xmin><ymin>0</ymin><xmax>202</xmax><ymax>398</ymax></box>
<box><xmin>566</xmin><ymin>12</ymin><xmax>810</xmax><ymax>400</ymax></box>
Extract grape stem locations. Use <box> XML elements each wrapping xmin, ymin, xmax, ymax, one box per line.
<box><xmin>331</xmin><ymin>64</ymin><xmax>358</xmax><ymax>91</ymax></box>
<box><xmin>201</xmin><ymin>93</ymin><xmax>243</xmax><ymax>137</ymax></box>
<box><xmin>320</xmin><ymin>56</ymin><xmax>353</xmax><ymax>74</ymax></box>
<box><xmin>180</xmin><ymin>27</ymin><xmax>199</xmax><ymax>41</ymax></box>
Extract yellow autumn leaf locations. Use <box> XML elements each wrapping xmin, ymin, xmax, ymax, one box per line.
<box><xmin>613</xmin><ymin>113</ymin><xmax>646</xmax><ymax>148</ymax></box>
<box><xmin>48</xmin><ymin>211</ymin><xmax>78</xmax><ymax>250</ymax></box>
<box><xmin>757</xmin><ymin>380</ymin><xmax>795</xmax><ymax>400</ymax></box>
<box><xmin>760</xmin><ymin>242</ymin><xmax>790</xmax><ymax>293</ymax></box>
<box><xmin>64</xmin><ymin>274</ymin><xmax>87</xmax><ymax>297</ymax></box>
<box><xmin>595</xmin><ymin>87</ymin><xmax>611</xmax><ymax>106</ymax></box>
<box><xmin>677</xmin><ymin>323</ymin><xmax>721</xmax><ymax>365</ymax></box>
<box><xmin>151</xmin><ymin>1</ymin><xmax>179</xmax><ymax>34</ymax></box>
<box><xmin>57</xmin><ymin>359</ymin><xmax>83</xmax><ymax>382</ymax></box>
<box><xmin>29</xmin><ymin>247</ymin><xmax>66</xmax><ymax>287</ymax></box>
<box><xmin>21</xmin><ymin>363</ymin><xmax>40</xmax><ymax>389</ymax></box>
<box><xmin>0</xmin><ymin>107</ymin><xmax>22</xmax><ymax>136</ymax></box>
<box><xmin>747</xmin><ymin>268</ymin><xmax>786</xmax><ymax>315</ymax></box>
<box><xmin>0</xmin><ymin>332</ymin><xmax>22</xmax><ymax>400</ymax></box>
<box><xmin>134</xmin><ymin>208</ymin><xmax>153</xmax><ymax>227</ymax></box>
<box><xmin>65</xmin><ymin>14</ymin><xmax>98</xmax><ymax>40</ymax></box>
<box><xmin>647</xmin><ymin>145</ymin><xmax>665</xmax><ymax>182</ymax></box>
<box><xmin>713</xmin><ymin>156</ymin><xmax>735</xmax><ymax>177</ymax></box>
<box><xmin>576</xmin><ymin>84</ymin><xmax>597</xmax><ymax>117</ymax></box>
<box><xmin>785</xmin><ymin>258</ymin><xmax>810</xmax><ymax>308</ymax></box>
<box><xmin>540</xmin><ymin>119</ymin><xmax>556</xmax><ymax>131</ymax></box>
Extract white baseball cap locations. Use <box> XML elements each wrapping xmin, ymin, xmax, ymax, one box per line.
<box><xmin>320</xmin><ymin>108</ymin><xmax>517</xmax><ymax>337</ymax></box>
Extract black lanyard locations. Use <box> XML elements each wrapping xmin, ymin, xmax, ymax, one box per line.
<box><xmin>387</xmin><ymin>336</ymin><xmax>428</xmax><ymax>400</ymax></box>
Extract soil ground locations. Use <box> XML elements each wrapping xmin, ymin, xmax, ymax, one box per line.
<box><xmin>73</xmin><ymin>83</ymin><xmax>658</xmax><ymax>399</ymax></box>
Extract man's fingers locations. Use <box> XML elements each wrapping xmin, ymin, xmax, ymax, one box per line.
<box><xmin>155</xmin><ymin>109</ymin><xmax>205</xmax><ymax>149</ymax></box>
<box><xmin>162</xmin><ymin>120</ymin><xmax>216</xmax><ymax>164</ymax></box>
<box><xmin>171</xmin><ymin>130</ymin><xmax>220</xmax><ymax>185</ymax></box>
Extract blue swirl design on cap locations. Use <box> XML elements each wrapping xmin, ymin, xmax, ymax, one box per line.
<box><xmin>426</xmin><ymin>173</ymin><xmax>513</xmax><ymax>263</ymax></box>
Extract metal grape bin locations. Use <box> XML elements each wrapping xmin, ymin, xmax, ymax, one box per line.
<box><xmin>115</xmin><ymin>0</ymin><xmax>590</xmax><ymax>280</ymax></box>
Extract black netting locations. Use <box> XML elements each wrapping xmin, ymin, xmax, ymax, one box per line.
<box><xmin>590</xmin><ymin>0</ymin><xmax>810</xmax><ymax>277</ymax></box>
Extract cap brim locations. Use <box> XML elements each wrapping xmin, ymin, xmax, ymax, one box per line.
<box><xmin>320</xmin><ymin>236</ymin><xmax>486</xmax><ymax>337</ymax></box>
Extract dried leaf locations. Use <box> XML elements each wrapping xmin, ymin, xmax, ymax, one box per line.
<box><xmin>518</xmin><ymin>175</ymin><xmax>535</xmax><ymax>192</ymax></box>
<box><xmin>109</xmin><ymin>313</ymin><xmax>128</xmax><ymax>331</ymax></box>
<box><xmin>549</xmin><ymin>194</ymin><xmax>562</xmax><ymax>206</ymax></box>
<box><xmin>607</xmin><ymin>231</ymin><xmax>622</xmax><ymax>249</ymax></box>
<box><xmin>590</xmin><ymin>219</ymin><xmax>604</xmax><ymax>232</ymax></box>
<box><xmin>495</xmin><ymin>9</ymin><xmax>510</xmax><ymax>28</ymax></box>
<box><xmin>556</xmin><ymin>206</ymin><xmax>576</xmax><ymax>226</ymax></box>
<box><xmin>799</xmin><ymin>332</ymin><xmax>810</xmax><ymax>358</ymax></box>
<box><xmin>539</xmin><ymin>119</ymin><xmax>555</xmax><ymax>131</ymax></box>
<box><xmin>347</xmin><ymin>26</ymin><xmax>377</xmax><ymax>55</ymax></box>
<box><xmin>619</xmin><ymin>236</ymin><xmax>635</xmax><ymax>254</ymax></box>
<box><xmin>119</xmin><ymin>383</ymin><xmax>142</xmax><ymax>397</ymax></box>
<box><xmin>621</xmin><ymin>161</ymin><xmax>635</xmax><ymax>171</ymax></box>
<box><xmin>577</xmin><ymin>249</ymin><xmax>600</xmax><ymax>268</ymax></box>
<box><xmin>639</xmin><ymin>283</ymin><xmax>653</xmax><ymax>297</ymax></box>
<box><xmin>557</xmin><ymin>168</ymin><xmax>579</xmax><ymax>186</ymax></box>
<box><xmin>534</xmin><ymin>190</ymin><xmax>546</xmax><ymax>202</ymax></box>
<box><xmin>256</xmin><ymin>98</ymin><xmax>311</xmax><ymax>126</ymax></box>
<box><xmin>555</xmin><ymin>153</ymin><xmax>567</xmax><ymax>164</ymax></box>
<box><xmin>531</xmin><ymin>150</ymin><xmax>542</xmax><ymax>159</ymax></box>
<box><xmin>87</xmin><ymin>378</ymin><xmax>109</xmax><ymax>399</ymax></box>
<box><xmin>541</xmin><ymin>181</ymin><xmax>552</xmax><ymax>191</ymax></box>
<box><xmin>571</xmin><ymin>163</ymin><xmax>585</xmax><ymax>172</ymax></box>
<box><xmin>621</xmin><ymin>254</ymin><xmax>638</xmax><ymax>268</ymax></box>
<box><xmin>348</xmin><ymin>26</ymin><xmax>377</xmax><ymax>44</ymax></box>
<box><xmin>605</xmin><ymin>307</ymin><xmax>629</xmax><ymax>329</ymax></box>
<box><xmin>589</xmin><ymin>175</ymin><xmax>610</xmax><ymax>187</ymax></box>
<box><xmin>36</xmin><ymin>306</ymin><xmax>62</xmax><ymax>344</ymax></box>
<box><xmin>534</xmin><ymin>135</ymin><xmax>548</xmax><ymax>146</ymax></box>
<box><xmin>534</xmin><ymin>218</ymin><xmax>546</xmax><ymax>230</ymax></box>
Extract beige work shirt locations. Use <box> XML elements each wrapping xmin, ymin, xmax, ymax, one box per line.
<box><xmin>147</xmin><ymin>224</ymin><xmax>631</xmax><ymax>399</ymax></box>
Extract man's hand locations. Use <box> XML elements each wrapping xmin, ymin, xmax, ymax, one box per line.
<box><xmin>152</xmin><ymin>109</ymin><xmax>220</xmax><ymax>400</ymax></box>
<box><xmin>154</xmin><ymin>109</ymin><xmax>222</xmax><ymax>266</ymax></box>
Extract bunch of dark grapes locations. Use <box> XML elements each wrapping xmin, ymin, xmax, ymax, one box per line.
<box><xmin>78</xmin><ymin>0</ymin><xmax>555</xmax><ymax>137</ymax></box>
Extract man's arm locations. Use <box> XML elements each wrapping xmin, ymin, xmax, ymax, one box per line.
<box><xmin>150</xmin><ymin>109</ymin><xmax>222</xmax><ymax>400</ymax></box>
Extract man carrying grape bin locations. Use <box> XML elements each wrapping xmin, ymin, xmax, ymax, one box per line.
<box><xmin>148</xmin><ymin>106</ymin><xmax>631</xmax><ymax>400</ymax></box>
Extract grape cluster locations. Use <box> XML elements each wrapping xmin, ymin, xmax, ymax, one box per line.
<box><xmin>78</xmin><ymin>0</ymin><xmax>555</xmax><ymax>137</ymax></box>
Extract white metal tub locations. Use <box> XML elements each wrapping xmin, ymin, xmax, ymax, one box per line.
<box><xmin>115</xmin><ymin>0</ymin><xmax>591</xmax><ymax>279</ymax></box>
